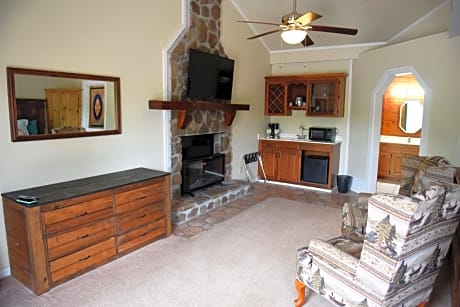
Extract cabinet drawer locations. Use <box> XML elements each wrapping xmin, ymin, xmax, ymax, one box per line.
<box><xmin>115</xmin><ymin>182</ymin><xmax>165</xmax><ymax>214</ymax></box>
<box><xmin>46</xmin><ymin>218</ymin><xmax>115</xmax><ymax>260</ymax></box>
<box><xmin>117</xmin><ymin>220</ymin><xmax>166</xmax><ymax>254</ymax></box>
<box><xmin>43</xmin><ymin>196</ymin><xmax>114</xmax><ymax>235</ymax></box>
<box><xmin>278</xmin><ymin>141</ymin><xmax>299</xmax><ymax>150</ymax></box>
<box><xmin>260</xmin><ymin>140</ymin><xmax>278</xmax><ymax>150</ymax></box>
<box><xmin>49</xmin><ymin>237</ymin><xmax>116</xmax><ymax>284</ymax></box>
<box><xmin>116</xmin><ymin>204</ymin><xmax>164</xmax><ymax>234</ymax></box>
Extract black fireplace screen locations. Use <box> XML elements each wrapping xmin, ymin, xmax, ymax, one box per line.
<box><xmin>181</xmin><ymin>153</ymin><xmax>225</xmax><ymax>195</ymax></box>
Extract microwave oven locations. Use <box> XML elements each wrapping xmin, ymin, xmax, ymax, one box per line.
<box><xmin>309</xmin><ymin>127</ymin><xmax>337</xmax><ymax>142</ymax></box>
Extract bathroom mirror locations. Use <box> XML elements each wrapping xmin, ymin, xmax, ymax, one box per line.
<box><xmin>7</xmin><ymin>67</ymin><xmax>121</xmax><ymax>142</ymax></box>
<box><xmin>399</xmin><ymin>99</ymin><xmax>423</xmax><ymax>134</ymax></box>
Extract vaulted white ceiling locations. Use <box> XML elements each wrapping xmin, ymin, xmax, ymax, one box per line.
<box><xmin>230</xmin><ymin>0</ymin><xmax>453</xmax><ymax>52</ymax></box>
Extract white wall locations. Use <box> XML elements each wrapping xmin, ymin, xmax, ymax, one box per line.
<box><xmin>349</xmin><ymin>32</ymin><xmax>460</xmax><ymax>191</ymax></box>
<box><xmin>0</xmin><ymin>0</ymin><xmax>270</xmax><ymax>273</ymax></box>
<box><xmin>221</xmin><ymin>1</ymin><xmax>271</xmax><ymax>180</ymax></box>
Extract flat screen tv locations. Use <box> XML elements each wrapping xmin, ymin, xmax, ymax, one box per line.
<box><xmin>187</xmin><ymin>49</ymin><xmax>235</xmax><ymax>102</ymax></box>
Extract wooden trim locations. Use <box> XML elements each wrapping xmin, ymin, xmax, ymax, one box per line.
<box><xmin>148</xmin><ymin>100</ymin><xmax>250</xmax><ymax>129</ymax></box>
<box><xmin>24</xmin><ymin>206</ymin><xmax>49</xmax><ymax>294</ymax></box>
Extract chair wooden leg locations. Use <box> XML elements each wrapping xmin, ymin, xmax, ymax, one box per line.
<box><xmin>416</xmin><ymin>302</ymin><xmax>428</xmax><ymax>307</ymax></box>
<box><xmin>294</xmin><ymin>279</ymin><xmax>307</xmax><ymax>307</ymax></box>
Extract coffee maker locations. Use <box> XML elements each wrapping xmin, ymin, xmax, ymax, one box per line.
<box><xmin>267</xmin><ymin>123</ymin><xmax>280</xmax><ymax>138</ymax></box>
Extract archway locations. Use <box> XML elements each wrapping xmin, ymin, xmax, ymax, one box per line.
<box><xmin>365</xmin><ymin>66</ymin><xmax>431</xmax><ymax>192</ymax></box>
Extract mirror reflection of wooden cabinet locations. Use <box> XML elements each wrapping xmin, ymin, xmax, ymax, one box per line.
<box><xmin>45</xmin><ymin>89</ymin><xmax>82</xmax><ymax>131</ymax></box>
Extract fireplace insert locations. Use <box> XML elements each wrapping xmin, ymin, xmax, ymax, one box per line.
<box><xmin>181</xmin><ymin>134</ymin><xmax>225</xmax><ymax>195</ymax></box>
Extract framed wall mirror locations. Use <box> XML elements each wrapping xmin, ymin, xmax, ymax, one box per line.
<box><xmin>7</xmin><ymin>67</ymin><xmax>121</xmax><ymax>142</ymax></box>
<box><xmin>399</xmin><ymin>99</ymin><xmax>423</xmax><ymax>134</ymax></box>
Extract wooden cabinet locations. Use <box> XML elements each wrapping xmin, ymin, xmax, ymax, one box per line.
<box><xmin>264</xmin><ymin>73</ymin><xmax>346</xmax><ymax>117</ymax></box>
<box><xmin>45</xmin><ymin>88</ymin><xmax>82</xmax><ymax>130</ymax></box>
<box><xmin>114</xmin><ymin>181</ymin><xmax>168</xmax><ymax>255</ymax></box>
<box><xmin>2</xmin><ymin>168</ymin><xmax>171</xmax><ymax>295</ymax></box>
<box><xmin>265</xmin><ymin>78</ymin><xmax>290</xmax><ymax>116</ymax></box>
<box><xmin>307</xmin><ymin>77</ymin><xmax>345</xmax><ymax>117</ymax></box>
<box><xmin>258</xmin><ymin>139</ymin><xmax>341</xmax><ymax>189</ymax></box>
<box><xmin>378</xmin><ymin>142</ymin><xmax>419</xmax><ymax>182</ymax></box>
<box><xmin>259</xmin><ymin>140</ymin><xmax>300</xmax><ymax>183</ymax></box>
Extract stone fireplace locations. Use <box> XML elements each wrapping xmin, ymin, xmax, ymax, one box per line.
<box><xmin>168</xmin><ymin>0</ymin><xmax>232</xmax><ymax>199</ymax></box>
<box><xmin>165</xmin><ymin>0</ymin><xmax>251</xmax><ymax>225</ymax></box>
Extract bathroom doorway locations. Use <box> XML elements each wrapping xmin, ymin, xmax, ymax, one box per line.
<box><xmin>366</xmin><ymin>66</ymin><xmax>431</xmax><ymax>193</ymax></box>
<box><xmin>377</xmin><ymin>73</ymin><xmax>424</xmax><ymax>189</ymax></box>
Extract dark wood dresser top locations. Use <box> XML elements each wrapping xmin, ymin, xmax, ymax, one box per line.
<box><xmin>1</xmin><ymin>168</ymin><xmax>170</xmax><ymax>207</ymax></box>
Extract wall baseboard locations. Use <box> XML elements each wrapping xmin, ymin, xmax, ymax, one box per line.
<box><xmin>0</xmin><ymin>267</ymin><xmax>11</xmax><ymax>279</ymax></box>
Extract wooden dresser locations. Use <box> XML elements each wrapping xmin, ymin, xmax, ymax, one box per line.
<box><xmin>2</xmin><ymin>168</ymin><xmax>171</xmax><ymax>295</ymax></box>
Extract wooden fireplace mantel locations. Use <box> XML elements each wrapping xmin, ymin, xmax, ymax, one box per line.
<box><xmin>148</xmin><ymin>100</ymin><xmax>250</xmax><ymax>129</ymax></box>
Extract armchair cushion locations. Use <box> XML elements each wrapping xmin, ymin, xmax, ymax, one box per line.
<box><xmin>341</xmin><ymin>202</ymin><xmax>367</xmax><ymax>242</ymax></box>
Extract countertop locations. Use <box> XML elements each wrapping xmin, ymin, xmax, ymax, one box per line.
<box><xmin>258</xmin><ymin>136</ymin><xmax>342</xmax><ymax>145</ymax></box>
<box><xmin>2</xmin><ymin>167</ymin><xmax>170</xmax><ymax>207</ymax></box>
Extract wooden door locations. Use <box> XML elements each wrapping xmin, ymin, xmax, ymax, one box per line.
<box><xmin>278</xmin><ymin>149</ymin><xmax>300</xmax><ymax>182</ymax></box>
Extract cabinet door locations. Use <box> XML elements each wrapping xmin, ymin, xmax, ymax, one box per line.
<box><xmin>265</xmin><ymin>81</ymin><xmax>290</xmax><ymax>115</ymax></box>
<box><xmin>390</xmin><ymin>152</ymin><xmax>405</xmax><ymax>178</ymax></box>
<box><xmin>260</xmin><ymin>149</ymin><xmax>278</xmax><ymax>180</ymax></box>
<box><xmin>307</xmin><ymin>77</ymin><xmax>345</xmax><ymax>117</ymax></box>
<box><xmin>278</xmin><ymin>149</ymin><xmax>300</xmax><ymax>182</ymax></box>
<box><xmin>378</xmin><ymin>150</ymin><xmax>392</xmax><ymax>177</ymax></box>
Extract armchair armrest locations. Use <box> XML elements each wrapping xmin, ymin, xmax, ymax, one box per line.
<box><xmin>309</xmin><ymin>238</ymin><xmax>359</xmax><ymax>277</ymax></box>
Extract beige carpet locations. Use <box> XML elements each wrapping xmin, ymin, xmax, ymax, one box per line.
<box><xmin>0</xmin><ymin>198</ymin><xmax>450</xmax><ymax>307</ymax></box>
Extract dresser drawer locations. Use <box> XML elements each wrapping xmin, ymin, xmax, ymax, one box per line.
<box><xmin>43</xmin><ymin>196</ymin><xmax>114</xmax><ymax>235</ymax></box>
<box><xmin>115</xmin><ymin>182</ymin><xmax>165</xmax><ymax>214</ymax></box>
<box><xmin>46</xmin><ymin>218</ymin><xmax>115</xmax><ymax>260</ymax></box>
<box><xmin>116</xmin><ymin>204</ymin><xmax>164</xmax><ymax>234</ymax></box>
<box><xmin>49</xmin><ymin>237</ymin><xmax>116</xmax><ymax>284</ymax></box>
<box><xmin>117</xmin><ymin>219</ymin><xmax>166</xmax><ymax>254</ymax></box>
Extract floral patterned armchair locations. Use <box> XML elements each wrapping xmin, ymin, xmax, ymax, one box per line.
<box><xmin>295</xmin><ymin>181</ymin><xmax>460</xmax><ymax>307</ymax></box>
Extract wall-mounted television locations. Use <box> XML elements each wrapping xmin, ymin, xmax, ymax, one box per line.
<box><xmin>187</xmin><ymin>49</ymin><xmax>235</xmax><ymax>102</ymax></box>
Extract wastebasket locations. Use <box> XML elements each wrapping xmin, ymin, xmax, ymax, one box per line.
<box><xmin>337</xmin><ymin>175</ymin><xmax>353</xmax><ymax>193</ymax></box>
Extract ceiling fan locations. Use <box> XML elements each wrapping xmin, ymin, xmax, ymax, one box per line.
<box><xmin>238</xmin><ymin>0</ymin><xmax>358</xmax><ymax>46</ymax></box>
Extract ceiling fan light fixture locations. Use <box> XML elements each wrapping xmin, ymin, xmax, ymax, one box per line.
<box><xmin>281</xmin><ymin>29</ymin><xmax>307</xmax><ymax>44</ymax></box>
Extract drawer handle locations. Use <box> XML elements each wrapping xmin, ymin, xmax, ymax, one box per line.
<box><xmin>137</xmin><ymin>195</ymin><xmax>147</xmax><ymax>201</ymax></box>
<box><xmin>77</xmin><ymin>234</ymin><xmax>89</xmax><ymax>240</ymax></box>
<box><xmin>141</xmin><ymin>232</ymin><xmax>148</xmax><ymax>237</ymax></box>
<box><xmin>79</xmin><ymin>255</ymin><xmax>91</xmax><ymax>262</ymax></box>
<box><xmin>15</xmin><ymin>241</ymin><xmax>20</xmax><ymax>247</ymax></box>
<box><xmin>138</xmin><ymin>213</ymin><xmax>147</xmax><ymax>219</ymax></box>
<box><xmin>76</xmin><ymin>211</ymin><xmax>88</xmax><ymax>218</ymax></box>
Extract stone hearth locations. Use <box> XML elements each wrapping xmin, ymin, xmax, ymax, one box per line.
<box><xmin>172</xmin><ymin>180</ymin><xmax>251</xmax><ymax>224</ymax></box>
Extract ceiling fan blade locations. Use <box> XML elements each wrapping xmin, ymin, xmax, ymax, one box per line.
<box><xmin>301</xmin><ymin>35</ymin><xmax>314</xmax><ymax>47</ymax></box>
<box><xmin>295</xmin><ymin>11</ymin><xmax>322</xmax><ymax>26</ymax></box>
<box><xmin>238</xmin><ymin>20</ymin><xmax>281</xmax><ymax>27</ymax></box>
<box><xmin>247</xmin><ymin>29</ymin><xmax>282</xmax><ymax>40</ymax></box>
<box><xmin>308</xmin><ymin>25</ymin><xmax>358</xmax><ymax>35</ymax></box>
